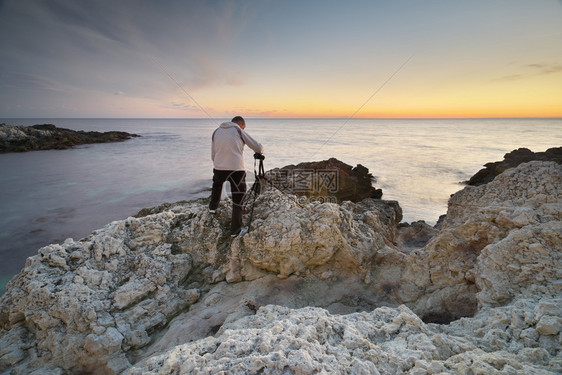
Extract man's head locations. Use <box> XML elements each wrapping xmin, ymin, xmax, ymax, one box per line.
<box><xmin>231</xmin><ymin>116</ymin><xmax>246</xmax><ymax>129</ymax></box>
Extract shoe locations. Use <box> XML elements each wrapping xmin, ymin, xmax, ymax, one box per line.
<box><xmin>209</xmin><ymin>209</ymin><xmax>216</xmax><ymax>214</ymax></box>
<box><xmin>230</xmin><ymin>226</ymin><xmax>249</xmax><ymax>238</ymax></box>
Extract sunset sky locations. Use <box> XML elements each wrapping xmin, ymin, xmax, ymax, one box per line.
<box><xmin>1</xmin><ymin>0</ymin><xmax>561</xmax><ymax>119</ymax></box>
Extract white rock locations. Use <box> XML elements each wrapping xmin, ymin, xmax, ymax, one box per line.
<box><xmin>0</xmin><ymin>161</ymin><xmax>560</xmax><ymax>374</ymax></box>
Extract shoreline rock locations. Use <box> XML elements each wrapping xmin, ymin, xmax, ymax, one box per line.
<box><xmin>267</xmin><ymin>158</ymin><xmax>383</xmax><ymax>203</ymax></box>
<box><xmin>466</xmin><ymin>146</ymin><xmax>562</xmax><ymax>186</ymax></box>
<box><xmin>0</xmin><ymin>159</ymin><xmax>560</xmax><ymax>374</ymax></box>
<box><xmin>0</xmin><ymin>123</ymin><xmax>140</xmax><ymax>153</ymax></box>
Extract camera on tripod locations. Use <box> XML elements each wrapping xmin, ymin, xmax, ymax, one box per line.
<box><xmin>254</xmin><ymin>153</ymin><xmax>265</xmax><ymax>160</ymax></box>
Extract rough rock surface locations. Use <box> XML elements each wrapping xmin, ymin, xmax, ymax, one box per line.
<box><xmin>0</xmin><ymin>160</ymin><xmax>560</xmax><ymax>374</ymax></box>
<box><xmin>0</xmin><ymin>123</ymin><xmax>139</xmax><ymax>153</ymax></box>
<box><xmin>466</xmin><ymin>147</ymin><xmax>562</xmax><ymax>186</ymax></box>
<box><xmin>267</xmin><ymin>158</ymin><xmax>383</xmax><ymax>203</ymax></box>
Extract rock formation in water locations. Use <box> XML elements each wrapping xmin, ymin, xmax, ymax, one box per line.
<box><xmin>267</xmin><ymin>157</ymin><xmax>383</xmax><ymax>203</ymax></box>
<box><xmin>0</xmin><ymin>160</ymin><xmax>560</xmax><ymax>374</ymax></box>
<box><xmin>0</xmin><ymin>123</ymin><xmax>139</xmax><ymax>153</ymax></box>
<box><xmin>466</xmin><ymin>146</ymin><xmax>562</xmax><ymax>186</ymax></box>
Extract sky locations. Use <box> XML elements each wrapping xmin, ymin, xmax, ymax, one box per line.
<box><xmin>1</xmin><ymin>0</ymin><xmax>561</xmax><ymax>119</ymax></box>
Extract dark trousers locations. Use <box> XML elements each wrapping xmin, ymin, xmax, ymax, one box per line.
<box><xmin>210</xmin><ymin>169</ymin><xmax>246</xmax><ymax>231</ymax></box>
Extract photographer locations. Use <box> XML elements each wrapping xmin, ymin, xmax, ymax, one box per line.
<box><xmin>209</xmin><ymin>116</ymin><xmax>264</xmax><ymax>236</ymax></box>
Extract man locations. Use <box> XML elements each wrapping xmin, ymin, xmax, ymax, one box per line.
<box><xmin>210</xmin><ymin>116</ymin><xmax>264</xmax><ymax>236</ymax></box>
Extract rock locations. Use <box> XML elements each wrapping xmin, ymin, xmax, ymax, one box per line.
<box><xmin>127</xmin><ymin>302</ymin><xmax>561</xmax><ymax>375</ymax></box>
<box><xmin>267</xmin><ymin>158</ymin><xmax>383</xmax><ymax>203</ymax></box>
<box><xmin>0</xmin><ymin>213</ymin><xmax>197</xmax><ymax>373</ymax></box>
<box><xmin>127</xmin><ymin>305</ymin><xmax>446</xmax><ymax>375</ymax></box>
<box><xmin>466</xmin><ymin>147</ymin><xmax>562</xmax><ymax>186</ymax></box>
<box><xmin>536</xmin><ymin>316</ymin><xmax>561</xmax><ymax>336</ymax></box>
<box><xmin>396</xmin><ymin>221</ymin><xmax>439</xmax><ymax>249</ymax></box>
<box><xmin>0</xmin><ymin>159</ymin><xmax>561</xmax><ymax>374</ymax></box>
<box><xmin>0</xmin><ymin>123</ymin><xmax>139</xmax><ymax>153</ymax></box>
<box><xmin>402</xmin><ymin>161</ymin><xmax>561</xmax><ymax>324</ymax></box>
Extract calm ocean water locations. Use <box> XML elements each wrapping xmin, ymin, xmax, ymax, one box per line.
<box><xmin>1</xmin><ymin>118</ymin><xmax>561</xmax><ymax>292</ymax></box>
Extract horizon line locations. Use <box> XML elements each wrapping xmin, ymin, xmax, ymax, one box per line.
<box><xmin>3</xmin><ymin>116</ymin><xmax>562</xmax><ymax>121</ymax></box>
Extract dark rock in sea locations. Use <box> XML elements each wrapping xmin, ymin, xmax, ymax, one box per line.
<box><xmin>0</xmin><ymin>123</ymin><xmax>140</xmax><ymax>153</ymax></box>
<box><xmin>466</xmin><ymin>146</ymin><xmax>562</xmax><ymax>186</ymax></box>
<box><xmin>266</xmin><ymin>158</ymin><xmax>383</xmax><ymax>203</ymax></box>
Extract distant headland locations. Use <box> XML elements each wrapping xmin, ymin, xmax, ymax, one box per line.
<box><xmin>0</xmin><ymin>123</ymin><xmax>139</xmax><ymax>153</ymax></box>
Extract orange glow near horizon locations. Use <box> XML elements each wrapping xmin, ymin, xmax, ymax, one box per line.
<box><xmin>152</xmin><ymin>101</ymin><xmax>562</xmax><ymax>120</ymax></box>
<box><xmin>160</xmin><ymin>66</ymin><xmax>562</xmax><ymax>120</ymax></box>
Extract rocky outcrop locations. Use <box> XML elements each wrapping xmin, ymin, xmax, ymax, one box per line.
<box><xmin>0</xmin><ymin>187</ymin><xmax>402</xmax><ymax>374</ymax></box>
<box><xmin>0</xmin><ymin>123</ymin><xmax>139</xmax><ymax>153</ymax></box>
<box><xmin>466</xmin><ymin>147</ymin><xmax>562</xmax><ymax>186</ymax></box>
<box><xmin>267</xmin><ymin>158</ymin><xmax>383</xmax><ymax>203</ymax></box>
<box><xmin>0</xmin><ymin>160</ymin><xmax>560</xmax><ymax>374</ymax></box>
<box><xmin>129</xmin><ymin>299</ymin><xmax>562</xmax><ymax>375</ymax></box>
<box><xmin>401</xmin><ymin>160</ymin><xmax>561</xmax><ymax>323</ymax></box>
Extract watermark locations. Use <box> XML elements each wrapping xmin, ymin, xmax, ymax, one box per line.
<box><xmin>296</xmin><ymin>195</ymin><xmax>338</xmax><ymax>205</ymax></box>
<box><xmin>213</xmin><ymin>168</ymin><xmax>340</xmax><ymax>208</ymax></box>
<box><xmin>266</xmin><ymin>168</ymin><xmax>340</xmax><ymax>205</ymax></box>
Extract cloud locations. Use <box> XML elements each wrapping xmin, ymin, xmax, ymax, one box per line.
<box><xmin>40</xmin><ymin>1</ymin><xmax>132</xmax><ymax>46</ymax></box>
<box><xmin>493</xmin><ymin>74</ymin><xmax>523</xmax><ymax>82</ymax></box>
<box><xmin>0</xmin><ymin>0</ymin><xmax>252</xmax><ymax>116</ymax></box>
<box><xmin>230</xmin><ymin>107</ymin><xmax>286</xmax><ymax>117</ymax></box>
<box><xmin>160</xmin><ymin>101</ymin><xmax>196</xmax><ymax>111</ymax></box>
<box><xmin>493</xmin><ymin>62</ymin><xmax>562</xmax><ymax>82</ymax></box>
<box><xmin>527</xmin><ymin>63</ymin><xmax>562</xmax><ymax>75</ymax></box>
<box><xmin>171</xmin><ymin>55</ymin><xmax>248</xmax><ymax>91</ymax></box>
<box><xmin>1</xmin><ymin>72</ymin><xmax>70</xmax><ymax>93</ymax></box>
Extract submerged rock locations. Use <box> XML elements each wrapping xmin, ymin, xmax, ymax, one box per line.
<box><xmin>0</xmin><ymin>160</ymin><xmax>560</xmax><ymax>374</ymax></box>
<box><xmin>0</xmin><ymin>123</ymin><xmax>139</xmax><ymax>153</ymax></box>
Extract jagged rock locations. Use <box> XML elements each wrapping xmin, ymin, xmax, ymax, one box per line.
<box><xmin>402</xmin><ymin>161</ymin><xmax>561</xmax><ymax>323</ymax></box>
<box><xmin>0</xmin><ymin>160</ymin><xmax>560</xmax><ymax>374</ymax></box>
<box><xmin>128</xmin><ymin>304</ymin><xmax>464</xmax><ymax>375</ymax></box>
<box><xmin>396</xmin><ymin>221</ymin><xmax>439</xmax><ymax>249</ymax></box>
<box><xmin>466</xmin><ymin>147</ymin><xmax>562</xmax><ymax>186</ymax></box>
<box><xmin>129</xmin><ymin>297</ymin><xmax>562</xmax><ymax>374</ymax></box>
<box><xmin>267</xmin><ymin>158</ymin><xmax>383</xmax><ymax>203</ymax></box>
<box><xmin>0</xmin><ymin>188</ymin><xmax>403</xmax><ymax>374</ymax></box>
<box><xmin>0</xmin><ymin>123</ymin><xmax>139</xmax><ymax>153</ymax></box>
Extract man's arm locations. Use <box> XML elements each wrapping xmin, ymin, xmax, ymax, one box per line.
<box><xmin>240</xmin><ymin>130</ymin><xmax>264</xmax><ymax>154</ymax></box>
<box><xmin>211</xmin><ymin>129</ymin><xmax>219</xmax><ymax>161</ymax></box>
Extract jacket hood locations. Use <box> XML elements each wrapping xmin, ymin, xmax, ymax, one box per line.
<box><xmin>220</xmin><ymin>121</ymin><xmax>240</xmax><ymax>129</ymax></box>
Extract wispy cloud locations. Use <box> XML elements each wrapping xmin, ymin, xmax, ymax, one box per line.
<box><xmin>493</xmin><ymin>74</ymin><xmax>523</xmax><ymax>82</ymax></box>
<box><xmin>493</xmin><ymin>62</ymin><xmax>562</xmax><ymax>82</ymax></box>
<box><xmin>1</xmin><ymin>72</ymin><xmax>70</xmax><ymax>92</ymax></box>
<box><xmin>0</xmin><ymin>0</ymin><xmax>251</xmax><ymax>112</ymax></box>
<box><xmin>177</xmin><ymin>56</ymin><xmax>248</xmax><ymax>91</ymax></box>
<box><xmin>159</xmin><ymin>101</ymin><xmax>196</xmax><ymax>111</ymax></box>
<box><xmin>231</xmin><ymin>107</ymin><xmax>288</xmax><ymax>117</ymax></box>
<box><xmin>527</xmin><ymin>63</ymin><xmax>562</xmax><ymax>75</ymax></box>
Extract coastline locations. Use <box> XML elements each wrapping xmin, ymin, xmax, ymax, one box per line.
<box><xmin>0</xmin><ymin>159</ymin><xmax>560</xmax><ymax>373</ymax></box>
<box><xmin>0</xmin><ymin>123</ymin><xmax>139</xmax><ymax>153</ymax></box>
<box><xmin>1</xmin><ymin>145</ymin><xmax>561</xmax><ymax>295</ymax></box>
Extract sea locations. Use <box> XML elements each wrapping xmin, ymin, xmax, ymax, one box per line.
<box><xmin>1</xmin><ymin>118</ymin><xmax>561</xmax><ymax>293</ymax></box>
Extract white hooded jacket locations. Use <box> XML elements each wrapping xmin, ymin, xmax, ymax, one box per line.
<box><xmin>211</xmin><ymin>122</ymin><xmax>264</xmax><ymax>171</ymax></box>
